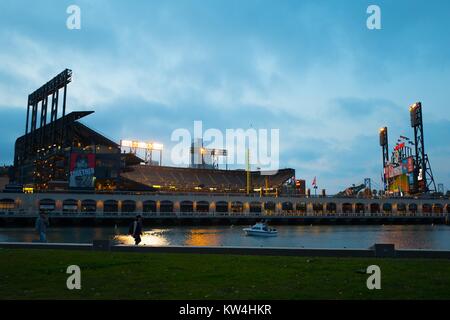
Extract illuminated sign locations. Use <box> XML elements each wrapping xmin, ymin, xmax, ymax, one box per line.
<box><xmin>69</xmin><ymin>153</ymin><xmax>95</xmax><ymax>189</ymax></box>
<box><xmin>407</xmin><ymin>157</ymin><xmax>414</xmax><ymax>173</ymax></box>
<box><xmin>385</xmin><ymin>164</ymin><xmax>404</xmax><ymax>178</ymax></box>
<box><xmin>23</xmin><ymin>187</ymin><xmax>34</xmax><ymax>194</ymax></box>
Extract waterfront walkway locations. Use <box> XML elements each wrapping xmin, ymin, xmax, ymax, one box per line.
<box><xmin>1</xmin><ymin>241</ymin><xmax>450</xmax><ymax>259</ymax></box>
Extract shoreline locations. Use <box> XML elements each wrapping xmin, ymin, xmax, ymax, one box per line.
<box><xmin>1</xmin><ymin>241</ymin><xmax>450</xmax><ymax>259</ymax></box>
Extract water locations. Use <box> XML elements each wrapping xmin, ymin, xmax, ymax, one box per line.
<box><xmin>1</xmin><ymin>225</ymin><xmax>450</xmax><ymax>250</ymax></box>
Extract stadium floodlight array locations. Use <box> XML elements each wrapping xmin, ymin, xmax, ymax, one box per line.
<box><xmin>120</xmin><ymin>140</ymin><xmax>164</xmax><ymax>151</ymax></box>
<box><xmin>120</xmin><ymin>140</ymin><xmax>164</xmax><ymax>166</ymax></box>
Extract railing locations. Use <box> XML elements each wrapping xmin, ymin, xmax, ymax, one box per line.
<box><xmin>1</xmin><ymin>210</ymin><xmax>448</xmax><ymax>219</ymax></box>
<box><xmin>3</xmin><ymin>189</ymin><xmax>450</xmax><ymax>200</ymax></box>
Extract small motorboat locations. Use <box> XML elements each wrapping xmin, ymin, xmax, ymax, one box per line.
<box><xmin>243</xmin><ymin>222</ymin><xmax>277</xmax><ymax>237</ymax></box>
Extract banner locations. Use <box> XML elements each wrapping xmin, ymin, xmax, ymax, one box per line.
<box><xmin>69</xmin><ymin>153</ymin><xmax>95</xmax><ymax>188</ymax></box>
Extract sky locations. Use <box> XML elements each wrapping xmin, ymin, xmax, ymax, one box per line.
<box><xmin>0</xmin><ymin>0</ymin><xmax>449</xmax><ymax>193</ymax></box>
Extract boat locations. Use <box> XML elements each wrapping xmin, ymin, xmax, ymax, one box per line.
<box><xmin>243</xmin><ymin>222</ymin><xmax>277</xmax><ymax>237</ymax></box>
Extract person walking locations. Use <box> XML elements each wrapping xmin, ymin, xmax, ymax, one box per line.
<box><xmin>35</xmin><ymin>211</ymin><xmax>49</xmax><ymax>243</ymax></box>
<box><xmin>129</xmin><ymin>215</ymin><xmax>143</xmax><ymax>245</ymax></box>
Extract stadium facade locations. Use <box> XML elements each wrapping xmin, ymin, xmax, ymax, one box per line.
<box><xmin>2</xmin><ymin>69</ymin><xmax>449</xmax><ymax>222</ymax></box>
<box><xmin>10</xmin><ymin>69</ymin><xmax>296</xmax><ymax>195</ymax></box>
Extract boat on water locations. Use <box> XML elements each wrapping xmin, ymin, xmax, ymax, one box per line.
<box><xmin>243</xmin><ymin>222</ymin><xmax>277</xmax><ymax>237</ymax></box>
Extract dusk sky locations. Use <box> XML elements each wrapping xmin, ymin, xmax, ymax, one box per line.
<box><xmin>0</xmin><ymin>0</ymin><xmax>449</xmax><ymax>193</ymax></box>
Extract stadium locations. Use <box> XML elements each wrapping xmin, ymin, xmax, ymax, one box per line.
<box><xmin>1</xmin><ymin>69</ymin><xmax>449</xmax><ymax>223</ymax></box>
<box><xmin>9</xmin><ymin>69</ymin><xmax>297</xmax><ymax>195</ymax></box>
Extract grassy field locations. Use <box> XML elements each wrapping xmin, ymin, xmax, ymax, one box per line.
<box><xmin>0</xmin><ymin>248</ymin><xmax>449</xmax><ymax>299</ymax></box>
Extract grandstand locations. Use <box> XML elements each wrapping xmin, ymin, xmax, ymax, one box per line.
<box><xmin>11</xmin><ymin>69</ymin><xmax>297</xmax><ymax>195</ymax></box>
<box><xmin>120</xmin><ymin>165</ymin><xmax>295</xmax><ymax>193</ymax></box>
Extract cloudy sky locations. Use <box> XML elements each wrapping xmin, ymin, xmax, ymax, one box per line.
<box><xmin>0</xmin><ymin>0</ymin><xmax>449</xmax><ymax>193</ymax></box>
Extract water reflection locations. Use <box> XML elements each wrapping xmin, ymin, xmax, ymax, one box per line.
<box><xmin>0</xmin><ymin>225</ymin><xmax>450</xmax><ymax>250</ymax></box>
<box><xmin>114</xmin><ymin>229</ymin><xmax>170</xmax><ymax>246</ymax></box>
<box><xmin>375</xmin><ymin>225</ymin><xmax>438</xmax><ymax>249</ymax></box>
<box><xmin>185</xmin><ymin>229</ymin><xmax>221</xmax><ymax>246</ymax></box>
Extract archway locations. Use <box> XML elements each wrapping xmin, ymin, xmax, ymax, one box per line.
<box><xmin>104</xmin><ymin>200</ymin><xmax>118</xmax><ymax>213</ymax></box>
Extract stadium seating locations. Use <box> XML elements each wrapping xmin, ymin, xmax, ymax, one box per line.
<box><xmin>120</xmin><ymin>165</ymin><xmax>294</xmax><ymax>192</ymax></box>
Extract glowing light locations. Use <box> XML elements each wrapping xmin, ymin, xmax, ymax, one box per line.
<box><xmin>121</xmin><ymin>140</ymin><xmax>163</xmax><ymax>151</ymax></box>
<box><xmin>23</xmin><ymin>187</ymin><xmax>34</xmax><ymax>194</ymax></box>
<box><xmin>409</xmin><ymin>102</ymin><xmax>418</xmax><ymax>111</ymax></box>
<box><xmin>152</xmin><ymin>143</ymin><xmax>164</xmax><ymax>151</ymax></box>
<box><xmin>114</xmin><ymin>229</ymin><xmax>170</xmax><ymax>246</ymax></box>
<box><xmin>185</xmin><ymin>229</ymin><xmax>220</xmax><ymax>246</ymax></box>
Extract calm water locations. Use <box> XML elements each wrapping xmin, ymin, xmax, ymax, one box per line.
<box><xmin>1</xmin><ymin>225</ymin><xmax>450</xmax><ymax>250</ymax></box>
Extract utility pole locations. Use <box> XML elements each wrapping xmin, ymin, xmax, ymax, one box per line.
<box><xmin>246</xmin><ymin>148</ymin><xmax>251</xmax><ymax>195</ymax></box>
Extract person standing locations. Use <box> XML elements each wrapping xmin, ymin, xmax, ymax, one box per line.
<box><xmin>35</xmin><ymin>211</ymin><xmax>49</xmax><ymax>243</ymax></box>
<box><xmin>129</xmin><ymin>215</ymin><xmax>143</xmax><ymax>245</ymax></box>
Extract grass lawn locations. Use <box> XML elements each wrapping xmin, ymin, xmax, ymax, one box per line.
<box><xmin>0</xmin><ymin>248</ymin><xmax>449</xmax><ymax>299</ymax></box>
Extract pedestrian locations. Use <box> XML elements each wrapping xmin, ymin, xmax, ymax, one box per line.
<box><xmin>35</xmin><ymin>211</ymin><xmax>49</xmax><ymax>242</ymax></box>
<box><xmin>128</xmin><ymin>215</ymin><xmax>143</xmax><ymax>245</ymax></box>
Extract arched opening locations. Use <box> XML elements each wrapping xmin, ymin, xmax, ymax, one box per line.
<box><xmin>370</xmin><ymin>203</ymin><xmax>380</xmax><ymax>213</ymax></box>
<box><xmin>250</xmin><ymin>202</ymin><xmax>262</xmax><ymax>213</ymax></box>
<box><xmin>408</xmin><ymin>203</ymin><xmax>418</xmax><ymax>214</ymax></box>
<box><xmin>422</xmin><ymin>203</ymin><xmax>432</xmax><ymax>215</ymax></box>
<box><xmin>397</xmin><ymin>203</ymin><xmax>407</xmax><ymax>214</ymax></box>
<box><xmin>326</xmin><ymin>202</ymin><xmax>337</xmax><ymax>214</ymax></box>
<box><xmin>264</xmin><ymin>201</ymin><xmax>276</xmax><ymax>214</ymax></box>
<box><xmin>180</xmin><ymin>200</ymin><xmax>193</xmax><ymax>212</ymax></box>
<box><xmin>446</xmin><ymin>204</ymin><xmax>450</xmax><ymax>214</ymax></box>
<box><xmin>342</xmin><ymin>203</ymin><xmax>353</xmax><ymax>214</ymax></box>
<box><xmin>81</xmin><ymin>199</ymin><xmax>96</xmax><ymax>213</ymax></box>
<box><xmin>143</xmin><ymin>200</ymin><xmax>157</xmax><ymax>213</ymax></box>
<box><xmin>296</xmin><ymin>202</ymin><xmax>307</xmax><ymax>214</ymax></box>
<box><xmin>0</xmin><ymin>198</ymin><xmax>15</xmax><ymax>211</ymax></box>
<box><xmin>231</xmin><ymin>201</ymin><xmax>243</xmax><ymax>213</ymax></box>
<box><xmin>382</xmin><ymin>203</ymin><xmax>392</xmax><ymax>214</ymax></box>
<box><xmin>355</xmin><ymin>203</ymin><xmax>365</xmax><ymax>214</ymax></box>
<box><xmin>196</xmin><ymin>201</ymin><xmax>210</xmax><ymax>213</ymax></box>
<box><xmin>39</xmin><ymin>199</ymin><xmax>56</xmax><ymax>212</ymax></box>
<box><xmin>63</xmin><ymin>199</ymin><xmax>78</xmax><ymax>213</ymax></box>
<box><xmin>312</xmin><ymin>203</ymin><xmax>323</xmax><ymax>214</ymax></box>
<box><xmin>215</xmin><ymin>201</ymin><xmax>228</xmax><ymax>213</ymax></box>
<box><xmin>282</xmin><ymin>202</ymin><xmax>293</xmax><ymax>213</ymax></box>
<box><xmin>122</xmin><ymin>200</ymin><xmax>136</xmax><ymax>213</ymax></box>
<box><xmin>160</xmin><ymin>200</ymin><xmax>174</xmax><ymax>213</ymax></box>
<box><xmin>104</xmin><ymin>200</ymin><xmax>118</xmax><ymax>213</ymax></box>
<box><xmin>433</xmin><ymin>204</ymin><xmax>443</xmax><ymax>214</ymax></box>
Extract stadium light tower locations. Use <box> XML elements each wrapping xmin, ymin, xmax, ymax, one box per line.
<box><xmin>379</xmin><ymin>126</ymin><xmax>389</xmax><ymax>191</ymax></box>
<box><xmin>409</xmin><ymin>102</ymin><xmax>436</xmax><ymax>193</ymax></box>
<box><xmin>120</xmin><ymin>140</ymin><xmax>163</xmax><ymax>165</ymax></box>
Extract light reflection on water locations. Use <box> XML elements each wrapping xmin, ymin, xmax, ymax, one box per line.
<box><xmin>114</xmin><ymin>229</ymin><xmax>170</xmax><ymax>246</ymax></box>
<box><xmin>1</xmin><ymin>225</ymin><xmax>450</xmax><ymax>250</ymax></box>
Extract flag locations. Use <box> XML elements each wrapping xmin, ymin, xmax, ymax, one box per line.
<box><xmin>312</xmin><ymin>176</ymin><xmax>316</xmax><ymax>187</ymax></box>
